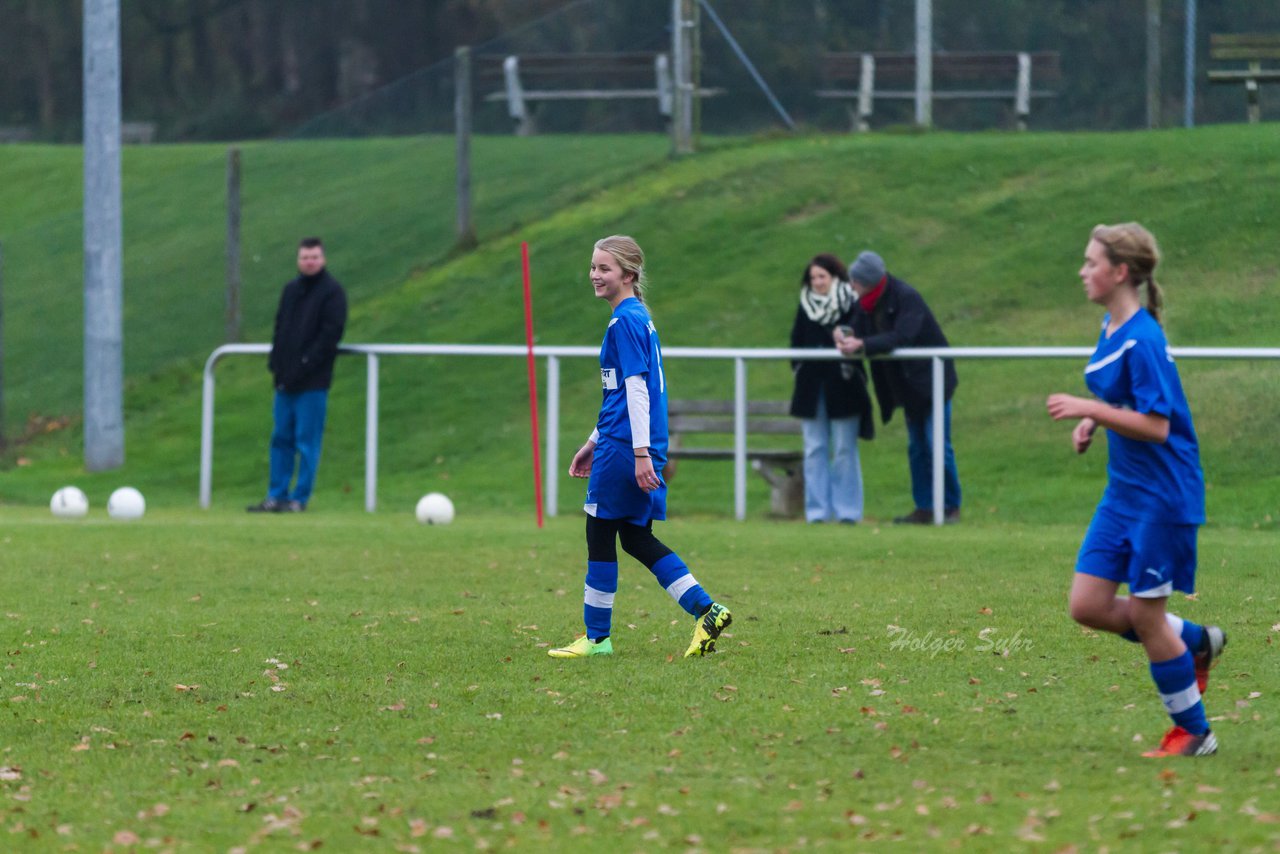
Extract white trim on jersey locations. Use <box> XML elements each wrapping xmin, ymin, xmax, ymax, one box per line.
<box><xmin>625</xmin><ymin>375</ymin><xmax>651</xmax><ymax>449</ymax></box>
<box><xmin>584</xmin><ymin>585</ymin><xmax>615</xmax><ymax>609</ymax></box>
<box><xmin>588</xmin><ymin>428</ymin><xmax>600</xmax><ymax>444</ymax></box>
<box><xmin>665</xmin><ymin>573</ymin><xmax>697</xmax><ymax>603</ymax></box>
<box><xmin>1084</xmin><ymin>338</ymin><xmax>1137</xmax><ymax>374</ymax></box>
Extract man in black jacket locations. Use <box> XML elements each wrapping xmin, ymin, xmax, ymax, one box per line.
<box><xmin>247</xmin><ymin>237</ymin><xmax>348</xmax><ymax>512</ymax></box>
<box><xmin>835</xmin><ymin>251</ymin><xmax>961</xmax><ymax>524</ymax></box>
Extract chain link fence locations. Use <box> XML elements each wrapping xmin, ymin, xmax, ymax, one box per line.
<box><xmin>290</xmin><ymin>0</ymin><xmax>1280</xmax><ymax>140</ymax></box>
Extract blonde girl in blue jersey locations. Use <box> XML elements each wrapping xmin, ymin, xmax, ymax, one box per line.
<box><xmin>1047</xmin><ymin>223</ymin><xmax>1225</xmax><ymax>758</ymax></box>
<box><xmin>549</xmin><ymin>235</ymin><xmax>732</xmax><ymax>660</ymax></box>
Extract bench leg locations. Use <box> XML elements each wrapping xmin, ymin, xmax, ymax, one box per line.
<box><xmin>752</xmin><ymin>459</ymin><xmax>805</xmax><ymax>518</ymax></box>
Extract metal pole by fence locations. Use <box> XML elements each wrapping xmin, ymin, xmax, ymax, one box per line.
<box><xmin>83</xmin><ymin>0</ymin><xmax>125</xmax><ymax>471</ymax></box>
<box><xmin>454</xmin><ymin>46</ymin><xmax>477</xmax><ymax>248</ymax></box>
<box><xmin>671</xmin><ymin>0</ymin><xmax>696</xmax><ymax>156</ymax></box>
<box><xmin>226</xmin><ymin>146</ymin><xmax>242</xmax><ymax>342</ymax></box>
<box><xmin>1184</xmin><ymin>0</ymin><xmax>1197</xmax><ymax>128</ymax></box>
<box><xmin>0</xmin><ymin>241</ymin><xmax>5</xmax><ymax>449</ymax></box>
<box><xmin>1147</xmin><ymin>0</ymin><xmax>1162</xmax><ymax>129</ymax></box>
<box><xmin>915</xmin><ymin>0</ymin><xmax>932</xmax><ymax>128</ymax></box>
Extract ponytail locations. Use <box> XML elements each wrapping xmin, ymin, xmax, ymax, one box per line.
<box><xmin>1145</xmin><ymin>275</ymin><xmax>1164</xmax><ymax>325</ymax></box>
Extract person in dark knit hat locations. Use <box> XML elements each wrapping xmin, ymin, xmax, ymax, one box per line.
<box><xmin>835</xmin><ymin>251</ymin><xmax>962</xmax><ymax>524</ymax></box>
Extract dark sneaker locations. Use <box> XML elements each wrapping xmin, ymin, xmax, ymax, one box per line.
<box><xmin>944</xmin><ymin>508</ymin><xmax>961</xmax><ymax>524</ymax></box>
<box><xmin>684</xmin><ymin>603</ymin><xmax>732</xmax><ymax>658</ymax></box>
<box><xmin>247</xmin><ymin>498</ymin><xmax>284</xmax><ymax>513</ymax></box>
<box><xmin>1194</xmin><ymin>625</ymin><xmax>1226</xmax><ymax>693</ymax></box>
<box><xmin>281</xmin><ymin>500</ymin><xmax>306</xmax><ymax>512</ymax></box>
<box><xmin>1142</xmin><ymin>726</ymin><xmax>1218</xmax><ymax>757</ymax></box>
<box><xmin>893</xmin><ymin>508</ymin><xmax>933</xmax><ymax>525</ymax></box>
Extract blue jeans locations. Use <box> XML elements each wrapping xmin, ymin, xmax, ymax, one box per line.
<box><xmin>800</xmin><ymin>390</ymin><xmax>864</xmax><ymax>523</ymax></box>
<box><xmin>269</xmin><ymin>389</ymin><xmax>329</xmax><ymax>505</ymax></box>
<box><xmin>906</xmin><ymin>400</ymin><xmax>961</xmax><ymax>512</ymax></box>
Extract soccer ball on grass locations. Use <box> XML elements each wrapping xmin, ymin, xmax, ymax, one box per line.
<box><xmin>50</xmin><ymin>486</ymin><xmax>89</xmax><ymax>518</ymax></box>
<box><xmin>415</xmin><ymin>492</ymin><xmax>455</xmax><ymax>525</ymax></box>
<box><xmin>107</xmin><ymin>487</ymin><xmax>146</xmax><ymax>520</ymax></box>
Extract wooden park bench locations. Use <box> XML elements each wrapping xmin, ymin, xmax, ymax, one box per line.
<box><xmin>121</xmin><ymin>121</ymin><xmax>157</xmax><ymax>144</ymax></box>
<box><xmin>817</xmin><ymin>50</ymin><xmax>1061</xmax><ymax>131</ymax></box>
<box><xmin>665</xmin><ymin>399</ymin><xmax>803</xmax><ymax>518</ymax></box>
<box><xmin>479</xmin><ymin>52</ymin><xmax>676</xmax><ymax>136</ymax></box>
<box><xmin>1208</xmin><ymin>34</ymin><xmax>1280</xmax><ymax>124</ymax></box>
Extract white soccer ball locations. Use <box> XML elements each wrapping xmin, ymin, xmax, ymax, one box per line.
<box><xmin>50</xmin><ymin>486</ymin><xmax>89</xmax><ymax>518</ymax></box>
<box><xmin>107</xmin><ymin>486</ymin><xmax>146</xmax><ymax>520</ymax></box>
<box><xmin>415</xmin><ymin>492</ymin><xmax>455</xmax><ymax>525</ymax></box>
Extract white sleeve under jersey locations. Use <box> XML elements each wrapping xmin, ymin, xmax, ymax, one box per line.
<box><xmin>625</xmin><ymin>375</ymin><xmax>650</xmax><ymax>449</ymax></box>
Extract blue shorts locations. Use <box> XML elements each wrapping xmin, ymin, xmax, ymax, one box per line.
<box><xmin>584</xmin><ymin>438</ymin><xmax>667</xmax><ymax>526</ymax></box>
<box><xmin>1075</xmin><ymin>506</ymin><xmax>1198</xmax><ymax>598</ymax></box>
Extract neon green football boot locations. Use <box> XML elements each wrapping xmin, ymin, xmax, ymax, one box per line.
<box><xmin>684</xmin><ymin>603</ymin><xmax>732</xmax><ymax>658</ymax></box>
<box><xmin>548</xmin><ymin>635</ymin><xmax>613</xmax><ymax>659</ymax></box>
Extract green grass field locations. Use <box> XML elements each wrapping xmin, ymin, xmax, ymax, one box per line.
<box><xmin>2</xmin><ymin>509</ymin><xmax>1275</xmax><ymax>849</ymax></box>
<box><xmin>2</xmin><ymin>128</ymin><xmax>1278</xmax><ymax>849</ymax></box>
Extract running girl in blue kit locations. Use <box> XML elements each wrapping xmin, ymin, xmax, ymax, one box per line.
<box><xmin>549</xmin><ymin>235</ymin><xmax>732</xmax><ymax>660</ymax></box>
<box><xmin>1047</xmin><ymin>223</ymin><xmax>1225</xmax><ymax>758</ymax></box>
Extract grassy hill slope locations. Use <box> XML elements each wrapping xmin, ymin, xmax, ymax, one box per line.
<box><xmin>3</xmin><ymin>127</ymin><xmax>1278</xmax><ymax>528</ymax></box>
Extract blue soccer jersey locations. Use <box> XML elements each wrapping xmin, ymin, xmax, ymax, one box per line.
<box><xmin>595</xmin><ymin>297</ymin><xmax>669</xmax><ymax>462</ymax></box>
<box><xmin>1084</xmin><ymin>308</ymin><xmax>1204</xmax><ymax>524</ymax></box>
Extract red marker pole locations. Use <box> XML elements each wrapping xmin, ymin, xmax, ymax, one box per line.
<box><xmin>521</xmin><ymin>241</ymin><xmax>545</xmax><ymax>528</ymax></box>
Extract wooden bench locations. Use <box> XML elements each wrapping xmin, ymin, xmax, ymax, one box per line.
<box><xmin>1208</xmin><ymin>34</ymin><xmax>1280</xmax><ymax>124</ymax></box>
<box><xmin>121</xmin><ymin>121</ymin><xmax>157</xmax><ymax>144</ymax></box>
<box><xmin>478</xmin><ymin>52</ymin><xmax>676</xmax><ymax>136</ymax></box>
<box><xmin>665</xmin><ymin>399</ymin><xmax>803</xmax><ymax>518</ymax></box>
<box><xmin>817</xmin><ymin>51</ymin><xmax>1061</xmax><ymax>131</ymax></box>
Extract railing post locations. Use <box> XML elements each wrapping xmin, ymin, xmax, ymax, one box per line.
<box><xmin>857</xmin><ymin>53</ymin><xmax>875</xmax><ymax>132</ymax></box>
<box><xmin>365</xmin><ymin>353</ymin><xmax>379</xmax><ymax>512</ymax></box>
<box><xmin>546</xmin><ymin>355</ymin><xmax>560</xmax><ymax>517</ymax></box>
<box><xmin>199</xmin><ymin>355</ymin><xmax>217</xmax><ymax>509</ymax></box>
<box><xmin>1015</xmin><ymin>52</ymin><xmax>1031</xmax><ymax>131</ymax></box>
<box><xmin>931</xmin><ymin>355</ymin><xmax>945</xmax><ymax>526</ymax></box>
<box><xmin>734</xmin><ymin>357</ymin><xmax>747</xmax><ymax>520</ymax></box>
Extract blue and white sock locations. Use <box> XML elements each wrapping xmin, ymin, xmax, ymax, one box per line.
<box><xmin>584</xmin><ymin>560</ymin><xmax>618</xmax><ymax>640</ymax></box>
<box><xmin>649</xmin><ymin>553</ymin><xmax>713</xmax><ymax>617</ymax></box>
<box><xmin>1150</xmin><ymin>650</ymin><xmax>1209</xmax><ymax>735</ymax></box>
<box><xmin>1121</xmin><ymin>612</ymin><xmax>1205</xmax><ymax>651</ymax></box>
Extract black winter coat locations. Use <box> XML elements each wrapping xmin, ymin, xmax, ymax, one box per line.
<box><xmin>268</xmin><ymin>269</ymin><xmax>348</xmax><ymax>393</ymax></box>
<box><xmin>789</xmin><ymin>305</ymin><xmax>875</xmax><ymax>440</ymax></box>
<box><xmin>845</xmin><ymin>274</ymin><xmax>957</xmax><ymax>424</ymax></box>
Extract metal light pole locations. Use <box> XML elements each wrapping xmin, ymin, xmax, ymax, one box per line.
<box><xmin>83</xmin><ymin>0</ymin><xmax>124</xmax><ymax>471</ymax></box>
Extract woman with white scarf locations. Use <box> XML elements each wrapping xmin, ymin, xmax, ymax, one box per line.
<box><xmin>788</xmin><ymin>253</ymin><xmax>875</xmax><ymax>524</ymax></box>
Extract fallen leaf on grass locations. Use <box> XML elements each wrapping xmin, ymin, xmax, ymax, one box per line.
<box><xmin>0</xmin><ymin>767</ymin><xmax>21</xmax><ymax>781</ymax></box>
<box><xmin>174</xmin><ymin>684</ymin><xmax>199</xmax><ymax>692</ymax></box>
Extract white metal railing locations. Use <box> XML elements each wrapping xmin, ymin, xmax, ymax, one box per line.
<box><xmin>200</xmin><ymin>343</ymin><xmax>1280</xmax><ymax>523</ymax></box>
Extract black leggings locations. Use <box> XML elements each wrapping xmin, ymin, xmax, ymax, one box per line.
<box><xmin>586</xmin><ymin>515</ymin><xmax>673</xmax><ymax>570</ymax></box>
